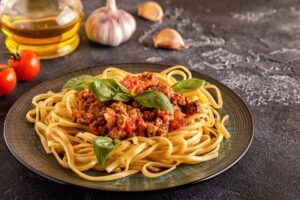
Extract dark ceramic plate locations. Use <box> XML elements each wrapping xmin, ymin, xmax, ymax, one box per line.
<box><xmin>4</xmin><ymin>64</ymin><xmax>253</xmax><ymax>191</ymax></box>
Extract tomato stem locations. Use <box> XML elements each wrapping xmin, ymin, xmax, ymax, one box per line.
<box><xmin>15</xmin><ymin>50</ymin><xmax>21</xmax><ymax>60</ymax></box>
<box><xmin>0</xmin><ymin>50</ymin><xmax>20</xmax><ymax>60</ymax></box>
<box><xmin>0</xmin><ymin>65</ymin><xmax>11</xmax><ymax>72</ymax></box>
<box><xmin>0</xmin><ymin>51</ymin><xmax>13</xmax><ymax>56</ymax></box>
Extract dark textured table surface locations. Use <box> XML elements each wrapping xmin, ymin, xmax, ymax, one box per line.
<box><xmin>1</xmin><ymin>0</ymin><xmax>299</xmax><ymax>199</ymax></box>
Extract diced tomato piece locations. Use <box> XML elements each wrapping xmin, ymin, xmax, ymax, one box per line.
<box><xmin>117</xmin><ymin>124</ymin><xmax>125</xmax><ymax>130</ymax></box>
<box><xmin>134</xmin><ymin>85</ymin><xmax>144</xmax><ymax>95</ymax></box>
<box><xmin>136</xmin><ymin>116</ymin><xmax>144</xmax><ymax>126</ymax></box>
<box><xmin>89</xmin><ymin>124</ymin><xmax>99</xmax><ymax>135</ymax></box>
<box><xmin>124</xmin><ymin>121</ymin><xmax>136</xmax><ymax>137</ymax></box>
<box><xmin>143</xmin><ymin>111</ymin><xmax>156</xmax><ymax>121</ymax></box>
<box><xmin>136</xmin><ymin>116</ymin><xmax>146</xmax><ymax>136</ymax></box>
<box><xmin>169</xmin><ymin>110</ymin><xmax>186</xmax><ymax>131</ymax></box>
<box><xmin>124</xmin><ymin>122</ymin><xmax>133</xmax><ymax>133</ymax></box>
<box><xmin>121</xmin><ymin>75</ymin><xmax>146</xmax><ymax>95</ymax></box>
<box><xmin>121</xmin><ymin>75</ymin><xmax>137</xmax><ymax>90</ymax></box>
<box><xmin>169</xmin><ymin>119</ymin><xmax>186</xmax><ymax>131</ymax></box>
<box><xmin>157</xmin><ymin>110</ymin><xmax>168</xmax><ymax>117</ymax></box>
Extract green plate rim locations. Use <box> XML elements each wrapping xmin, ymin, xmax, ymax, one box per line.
<box><xmin>4</xmin><ymin>63</ymin><xmax>254</xmax><ymax>191</ymax></box>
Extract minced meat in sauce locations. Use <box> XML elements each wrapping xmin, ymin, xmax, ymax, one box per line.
<box><xmin>72</xmin><ymin>72</ymin><xmax>201</xmax><ymax>139</ymax></box>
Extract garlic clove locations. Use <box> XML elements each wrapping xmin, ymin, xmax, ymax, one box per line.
<box><xmin>138</xmin><ymin>1</ymin><xmax>164</xmax><ymax>22</ymax></box>
<box><xmin>153</xmin><ymin>28</ymin><xmax>188</xmax><ymax>50</ymax></box>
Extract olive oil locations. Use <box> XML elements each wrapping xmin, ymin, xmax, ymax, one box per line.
<box><xmin>0</xmin><ymin>0</ymin><xmax>83</xmax><ymax>59</ymax></box>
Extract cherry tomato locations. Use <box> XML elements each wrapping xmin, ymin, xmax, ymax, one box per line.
<box><xmin>0</xmin><ymin>65</ymin><xmax>17</xmax><ymax>96</ymax></box>
<box><xmin>8</xmin><ymin>50</ymin><xmax>40</xmax><ymax>81</ymax></box>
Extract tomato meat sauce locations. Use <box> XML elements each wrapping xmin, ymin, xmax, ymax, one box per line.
<box><xmin>73</xmin><ymin>72</ymin><xmax>201</xmax><ymax>139</ymax></box>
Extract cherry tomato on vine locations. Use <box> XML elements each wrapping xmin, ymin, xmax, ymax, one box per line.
<box><xmin>0</xmin><ymin>65</ymin><xmax>17</xmax><ymax>96</ymax></box>
<box><xmin>8</xmin><ymin>50</ymin><xmax>40</xmax><ymax>81</ymax></box>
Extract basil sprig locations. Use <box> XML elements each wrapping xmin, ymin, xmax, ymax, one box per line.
<box><xmin>89</xmin><ymin>81</ymin><xmax>173</xmax><ymax>113</ymax></box>
<box><xmin>62</xmin><ymin>76</ymin><xmax>173</xmax><ymax>113</ymax></box>
<box><xmin>93</xmin><ymin>136</ymin><xmax>120</xmax><ymax>165</ymax></box>
<box><xmin>171</xmin><ymin>78</ymin><xmax>205</xmax><ymax>94</ymax></box>
<box><xmin>135</xmin><ymin>91</ymin><xmax>173</xmax><ymax>114</ymax></box>
<box><xmin>89</xmin><ymin>79</ymin><xmax>131</xmax><ymax>102</ymax></box>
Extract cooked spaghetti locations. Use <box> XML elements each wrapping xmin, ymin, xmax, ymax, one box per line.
<box><xmin>26</xmin><ymin>65</ymin><xmax>230</xmax><ymax>181</ymax></box>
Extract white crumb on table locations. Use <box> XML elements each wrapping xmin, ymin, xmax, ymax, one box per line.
<box><xmin>146</xmin><ymin>57</ymin><xmax>164</xmax><ymax>63</ymax></box>
<box><xmin>232</xmin><ymin>9</ymin><xmax>277</xmax><ymax>23</ymax></box>
<box><xmin>222</xmin><ymin>73</ymin><xmax>300</xmax><ymax>106</ymax></box>
<box><xmin>201</xmin><ymin>48</ymin><xmax>244</xmax><ymax>69</ymax></box>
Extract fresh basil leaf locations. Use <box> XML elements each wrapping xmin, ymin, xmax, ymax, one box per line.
<box><xmin>134</xmin><ymin>91</ymin><xmax>174</xmax><ymax>114</ymax></box>
<box><xmin>171</xmin><ymin>78</ymin><xmax>205</xmax><ymax>94</ymax></box>
<box><xmin>116</xmin><ymin>82</ymin><xmax>130</xmax><ymax>93</ymax></box>
<box><xmin>100</xmin><ymin>79</ymin><xmax>129</xmax><ymax>93</ymax></box>
<box><xmin>113</xmin><ymin>92</ymin><xmax>132</xmax><ymax>102</ymax></box>
<box><xmin>89</xmin><ymin>80</ymin><xmax>115</xmax><ymax>101</ymax></box>
<box><xmin>63</xmin><ymin>75</ymin><xmax>99</xmax><ymax>91</ymax></box>
<box><xmin>89</xmin><ymin>79</ymin><xmax>131</xmax><ymax>102</ymax></box>
<box><xmin>93</xmin><ymin>136</ymin><xmax>120</xmax><ymax>165</ymax></box>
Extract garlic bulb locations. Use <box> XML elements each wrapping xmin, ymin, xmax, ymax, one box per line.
<box><xmin>85</xmin><ymin>0</ymin><xmax>136</xmax><ymax>46</ymax></box>
<box><xmin>153</xmin><ymin>28</ymin><xmax>188</xmax><ymax>50</ymax></box>
<box><xmin>138</xmin><ymin>1</ymin><xmax>164</xmax><ymax>22</ymax></box>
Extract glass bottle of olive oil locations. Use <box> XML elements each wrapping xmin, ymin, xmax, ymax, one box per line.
<box><xmin>0</xmin><ymin>0</ymin><xmax>83</xmax><ymax>59</ymax></box>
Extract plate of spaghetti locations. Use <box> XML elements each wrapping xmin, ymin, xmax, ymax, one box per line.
<box><xmin>4</xmin><ymin>64</ymin><xmax>253</xmax><ymax>191</ymax></box>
